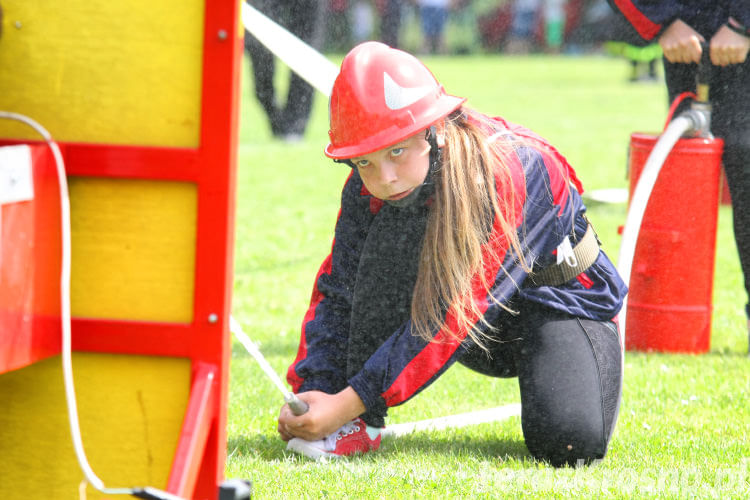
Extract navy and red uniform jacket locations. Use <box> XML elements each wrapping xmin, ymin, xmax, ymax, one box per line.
<box><xmin>607</xmin><ymin>1</ymin><xmax>750</xmax><ymax>41</ymax></box>
<box><xmin>287</xmin><ymin>114</ymin><xmax>627</xmax><ymax>416</ymax></box>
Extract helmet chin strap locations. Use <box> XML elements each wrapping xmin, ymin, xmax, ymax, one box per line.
<box><xmin>425</xmin><ymin>125</ymin><xmax>443</xmax><ymax>177</ymax></box>
<box><xmin>333</xmin><ymin>158</ymin><xmax>356</xmax><ymax>168</ymax></box>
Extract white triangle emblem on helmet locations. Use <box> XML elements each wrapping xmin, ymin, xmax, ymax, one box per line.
<box><xmin>383</xmin><ymin>72</ymin><xmax>433</xmax><ymax>110</ymax></box>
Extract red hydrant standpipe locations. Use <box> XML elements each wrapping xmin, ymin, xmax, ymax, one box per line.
<box><xmin>622</xmin><ymin>44</ymin><xmax>724</xmax><ymax>353</ymax></box>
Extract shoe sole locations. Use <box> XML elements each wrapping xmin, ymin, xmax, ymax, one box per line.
<box><xmin>286</xmin><ymin>438</ymin><xmax>339</xmax><ymax>460</ymax></box>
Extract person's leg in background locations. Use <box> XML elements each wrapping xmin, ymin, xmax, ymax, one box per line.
<box><xmin>420</xmin><ymin>5</ymin><xmax>448</xmax><ymax>54</ymax></box>
<box><xmin>245</xmin><ymin>0</ymin><xmax>285</xmax><ymax>137</ymax></box>
<box><xmin>244</xmin><ymin>33</ymin><xmax>282</xmax><ymax>136</ymax></box>
<box><xmin>504</xmin><ymin>0</ymin><xmax>540</xmax><ymax>54</ymax></box>
<box><xmin>380</xmin><ymin>0</ymin><xmax>404</xmax><ymax>48</ymax></box>
<box><xmin>512</xmin><ymin>304</ymin><xmax>623</xmax><ymax>466</ymax></box>
<box><xmin>543</xmin><ymin>0</ymin><xmax>565</xmax><ymax>53</ymax></box>
<box><xmin>708</xmin><ymin>59</ymin><xmax>750</xmax><ymax>353</ymax></box>
<box><xmin>280</xmin><ymin>0</ymin><xmax>323</xmax><ymax>139</ymax></box>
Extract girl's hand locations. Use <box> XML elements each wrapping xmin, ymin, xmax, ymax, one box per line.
<box><xmin>659</xmin><ymin>19</ymin><xmax>704</xmax><ymax>64</ymax></box>
<box><xmin>277</xmin><ymin>387</ymin><xmax>366</xmax><ymax>442</ymax></box>
<box><xmin>710</xmin><ymin>24</ymin><xmax>750</xmax><ymax>66</ymax></box>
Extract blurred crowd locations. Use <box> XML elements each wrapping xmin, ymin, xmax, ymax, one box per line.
<box><xmin>319</xmin><ymin>0</ymin><xmax>648</xmax><ymax>57</ymax></box>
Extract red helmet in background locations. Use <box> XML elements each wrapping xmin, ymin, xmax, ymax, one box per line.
<box><xmin>325</xmin><ymin>41</ymin><xmax>466</xmax><ymax>159</ymax></box>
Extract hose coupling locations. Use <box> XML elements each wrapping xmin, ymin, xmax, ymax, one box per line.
<box><xmin>683</xmin><ymin>105</ymin><xmax>712</xmax><ymax>138</ymax></box>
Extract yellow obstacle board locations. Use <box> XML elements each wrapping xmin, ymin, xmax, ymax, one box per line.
<box><xmin>0</xmin><ymin>0</ymin><xmax>204</xmax><ymax>148</ymax></box>
<box><xmin>0</xmin><ymin>353</ymin><xmax>191</xmax><ymax>499</ymax></box>
<box><xmin>69</xmin><ymin>177</ymin><xmax>197</xmax><ymax>323</ymax></box>
<box><xmin>0</xmin><ymin>0</ymin><xmax>231</xmax><ymax>496</ymax></box>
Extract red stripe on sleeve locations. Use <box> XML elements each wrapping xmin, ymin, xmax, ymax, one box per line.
<box><xmin>381</xmin><ymin>299</ymin><xmax>486</xmax><ymax>407</ymax></box>
<box><xmin>612</xmin><ymin>0</ymin><xmax>662</xmax><ymax>40</ymax></box>
<box><xmin>287</xmin><ymin>249</ymin><xmax>334</xmax><ymax>392</ymax></box>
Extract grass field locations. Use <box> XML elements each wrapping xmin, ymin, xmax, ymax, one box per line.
<box><xmin>227</xmin><ymin>53</ymin><xmax>749</xmax><ymax>498</ymax></box>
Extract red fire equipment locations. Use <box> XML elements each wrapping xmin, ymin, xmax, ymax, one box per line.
<box><xmin>625</xmin><ymin>101</ymin><xmax>723</xmax><ymax>353</ymax></box>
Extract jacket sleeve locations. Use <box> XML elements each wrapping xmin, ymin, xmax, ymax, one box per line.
<box><xmin>347</xmin><ymin>143</ymin><xmax>571</xmax><ymax>415</ymax></box>
<box><xmin>606</xmin><ymin>0</ymin><xmax>681</xmax><ymax>41</ymax></box>
<box><xmin>287</xmin><ymin>172</ymin><xmax>371</xmax><ymax>395</ymax></box>
<box><xmin>729</xmin><ymin>2</ymin><xmax>750</xmax><ymax>30</ymax></box>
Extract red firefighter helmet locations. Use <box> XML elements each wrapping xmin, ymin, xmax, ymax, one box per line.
<box><xmin>325</xmin><ymin>41</ymin><xmax>466</xmax><ymax>159</ymax></box>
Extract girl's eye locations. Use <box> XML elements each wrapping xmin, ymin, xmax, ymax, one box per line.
<box><xmin>355</xmin><ymin>159</ymin><xmax>370</xmax><ymax>168</ymax></box>
<box><xmin>390</xmin><ymin>147</ymin><xmax>404</xmax><ymax>157</ymax></box>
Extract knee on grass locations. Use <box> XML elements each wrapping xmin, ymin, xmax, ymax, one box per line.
<box><xmin>523</xmin><ymin>421</ymin><xmax>609</xmax><ymax>468</ymax></box>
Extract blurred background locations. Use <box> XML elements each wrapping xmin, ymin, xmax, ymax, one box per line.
<box><xmin>319</xmin><ymin>0</ymin><xmax>657</xmax><ymax>79</ymax></box>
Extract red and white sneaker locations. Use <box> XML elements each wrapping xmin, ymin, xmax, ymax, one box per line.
<box><xmin>286</xmin><ymin>418</ymin><xmax>382</xmax><ymax>460</ymax></box>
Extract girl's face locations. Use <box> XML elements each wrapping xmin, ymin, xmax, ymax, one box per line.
<box><xmin>349</xmin><ymin>132</ymin><xmax>431</xmax><ymax>202</ymax></box>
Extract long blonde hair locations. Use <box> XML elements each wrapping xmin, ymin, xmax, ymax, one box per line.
<box><xmin>411</xmin><ymin>108</ymin><xmax>530</xmax><ymax>348</ymax></box>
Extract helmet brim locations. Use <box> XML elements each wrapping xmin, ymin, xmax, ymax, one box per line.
<box><xmin>324</xmin><ymin>95</ymin><xmax>466</xmax><ymax>160</ymax></box>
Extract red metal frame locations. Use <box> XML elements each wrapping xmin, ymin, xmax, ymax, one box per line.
<box><xmin>0</xmin><ymin>146</ymin><xmax>63</xmax><ymax>373</ymax></box>
<box><xmin>168</xmin><ymin>362</ymin><xmax>219</xmax><ymax>497</ymax></box>
<box><xmin>1</xmin><ymin>1</ymin><xmax>242</xmax><ymax>498</ymax></box>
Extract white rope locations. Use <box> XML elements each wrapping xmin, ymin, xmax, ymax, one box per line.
<box><xmin>0</xmin><ymin>112</ymin><xmax>142</xmax><ymax>496</ymax></box>
<box><xmin>241</xmin><ymin>2</ymin><xmax>339</xmax><ymax>97</ymax></box>
<box><xmin>381</xmin><ymin>404</ymin><xmax>522</xmax><ymax>438</ymax></box>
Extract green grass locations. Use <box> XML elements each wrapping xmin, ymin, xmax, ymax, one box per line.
<box><xmin>228</xmin><ymin>54</ymin><xmax>750</xmax><ymax>498</ymax></box>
